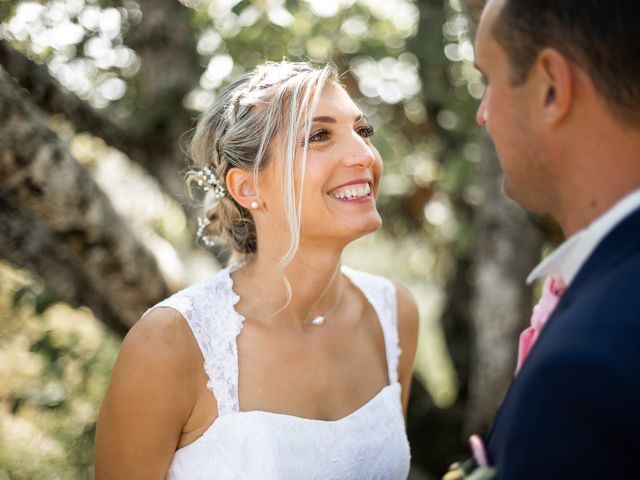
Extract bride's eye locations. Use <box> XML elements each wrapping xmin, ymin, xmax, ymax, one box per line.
<box><xmin>308</xmin><ymin>129</ymin><xmax>330</xmax><ymax>143</ymax></box>
<box><xmin>357</xmin><ymin>125</ymin><xmax>375</xmax><ymax>138</ymax></box>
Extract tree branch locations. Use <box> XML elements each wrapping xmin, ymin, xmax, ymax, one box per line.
<box><xmin>0</xmin><ymin>39</ymin><xmax>192</xmax><ymax>209</ymax></box>
<box><xmin>0</xmin><ymin>40</ymin><xmax>189</xmax><ymax>205</ymax></box>
<box><xmin>0</xmin><ymin>40</ymin><xmax>137</xmax><ymax>155</ymax></box>
<box><xmin>0</xmin><ymin>66</ymin><xmax>169</xmax><ymax>334</ymax></box>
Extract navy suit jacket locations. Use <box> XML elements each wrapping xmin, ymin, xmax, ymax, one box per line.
<box><xmin>486</xmin><ymin>206</ymin><xmax>640</xmax><ymax>479</ymax></box>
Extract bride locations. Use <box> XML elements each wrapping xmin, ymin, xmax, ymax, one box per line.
<box><xmin>95</xmin><ymin>61</ymin><xmax>419</xmax><ymax>479</ymax></box>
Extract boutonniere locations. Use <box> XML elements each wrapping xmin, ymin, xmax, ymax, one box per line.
<box><xmin>515</xmin><ymin>275</ymin><xmax>566</xmax><ymax>375</ymax></box>
<box><xmin>442</xmin><ymin>435</ymin><xmax>497</xmax><ymax>480</ymax></box>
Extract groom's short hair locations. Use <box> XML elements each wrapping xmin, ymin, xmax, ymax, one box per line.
<box><xmin>492</xmin><ymin>0</ymin><xmax>640</xmax><ymax>127</ymax></box>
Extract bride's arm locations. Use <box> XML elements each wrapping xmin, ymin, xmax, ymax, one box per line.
<box><xmin>95</xmin><ymin>308</ymin><xmax>201</xmax><ymax>479</ymax></box>
<box><xmin>395</xmin><ymin>285</ymin><xmax>419</xmax><ymax>418</ymax></box>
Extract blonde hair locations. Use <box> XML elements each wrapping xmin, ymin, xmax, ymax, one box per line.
<box><xmin>187</xmin><ymin>61</ymin><xmax>338</xmax><ymax>271</ymax></box>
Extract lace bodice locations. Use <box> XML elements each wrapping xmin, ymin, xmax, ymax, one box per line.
<box><xmin>148</xmin><ymin>264</ymin><xmax>410</xmax><ymax>479</ymax></box>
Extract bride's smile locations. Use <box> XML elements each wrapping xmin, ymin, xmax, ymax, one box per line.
<box><xmin>327</xmin><ymin>179</ymin><xmax>373</xmax><ymax>202</ymax></box>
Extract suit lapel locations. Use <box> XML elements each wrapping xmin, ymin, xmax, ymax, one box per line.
<box><xmin>486</xmin><ymin>206</ymin><xmax>640</xmax><ymax>448</ymax></box>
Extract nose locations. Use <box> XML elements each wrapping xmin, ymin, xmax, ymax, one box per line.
<box><xmin>476</xmin><ymin>95</ymin><xmax>487</xmax><ymax>126</ymax></box>
<box><xmin>345</xmin><ymin>133</ymin><xmax>375</xmax><ymax>168</ymax></box>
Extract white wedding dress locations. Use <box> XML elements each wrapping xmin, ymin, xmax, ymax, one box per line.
<box><xmin>147</xmin><ymin>264</ymin><xmax>411</xmax><ymax>479</ymax></box>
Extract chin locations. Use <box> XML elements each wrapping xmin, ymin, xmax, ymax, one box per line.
<box><xmin>501</xmin><ymin>178</ymin><xmax>515</xmax><ymax>200</ymax></box>
<box><xmin>345</xmin><ymin>214</ymin><xmax>382</xmax><ymax>240</ymax></box>
<box><xmin>304</xmin><ymin>210</ymin><xmax>382</xmax><ymax>244</ymax></box>
<box><xmin>502</xmin><ymin>181</ymin><xmax>531</xmax><ymax>211</ymax></box>
<box><xmin>503</xmin><ymin>179</ymin><xmax>547</xmax><ymax>214</ymax></box>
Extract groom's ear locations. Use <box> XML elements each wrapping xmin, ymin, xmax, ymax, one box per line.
<box><xmin>532</xmin><ymin>48</ymin><xmax>573</xmax><ymax>126</ymax></box>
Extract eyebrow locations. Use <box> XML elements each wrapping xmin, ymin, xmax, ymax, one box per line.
<box><xmin>312</xmin><ymin>114</ymin><xmax>365</xmax><ymax>124</ymax></box>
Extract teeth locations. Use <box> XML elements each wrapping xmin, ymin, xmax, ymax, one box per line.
<box><xmin>330</xmin><ymin>183</ymin><xmax>371</xmax><ymax>200</ymax></box>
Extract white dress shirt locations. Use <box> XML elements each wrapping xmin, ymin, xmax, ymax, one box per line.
<box><xmin>527</xmin><ymin>189</ymin><xmax>640</xmax><ymax>286</ymax></box>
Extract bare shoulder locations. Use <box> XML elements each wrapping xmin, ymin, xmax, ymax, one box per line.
<box><xmin>108</xmin><ymin>306</ymin><xmax>204</xmax><ymax>419</ymax></box>
<box><xmin>121</xmin><ymin>307</ymin><xmax>201</xmax><ymax>373</ymax></box>
<box><xmin>95</xmin><ymin>307</ymin><xmax>202</xmax><ymax>478</ymax></box>
<box><xmin>393</xmin><ymin>282</ymin><xmax>419</xmax><ymax>414</ymax></box>
<box><xmin>395</xmin><ymin>282</ymin><xmax>420</xmax><ymax>345</ymax></box>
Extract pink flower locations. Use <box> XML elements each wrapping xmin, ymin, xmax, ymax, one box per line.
<box><xmin>515</xmin><ymin>276</ymin><xmax>566</xmax><ymax>375</ymax></box>
<box><xmin>469</xmin><ymin>434</ymin><xmax>488</xmax><ymax>467</ymax></box>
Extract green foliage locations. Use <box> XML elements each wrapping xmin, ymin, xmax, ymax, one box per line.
<box><xmin>12</xmin><ymin>284</ymin><xmax>64</xmax><ymax>315</ymax></box>
<box><xmin>0</xmin><ymin>263</ymin><xmax>120</xmax><ymax>478</ymax></box>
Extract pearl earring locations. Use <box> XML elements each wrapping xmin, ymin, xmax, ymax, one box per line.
<box><xmin>250</xmin><ymin>200</ymin><xmax>259</xmax><ymax>209</ymax></box>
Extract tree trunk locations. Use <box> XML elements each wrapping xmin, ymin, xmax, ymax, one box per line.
<box><xmin>0</xmin><ymin>36</ymin><xmax>189</xmax><ymax>206</ymax></box>
<box><xmin>1</xmin><ymin>0</ymin><xmax>201</xmax><ymax>203</ymax></box>
<box><xmin>121</xmin><ymin>0</ymin><xmax>202</xmax><ymax>202</ymax></box>
<box><xmin>465</xmin><ymin>136</ymin><xmax>543</xmax><ymax>434</ymax></box>
<box><xmin>1</xmin><ymin>0</ymin><xmax>232</xmax><ymax>264</ymax></box>
<box><xmin>457</xmin><ymin>0</ymin><xmax>545</xmax><ymax>436</ymax></box>
<box><xmin>0</xmin><ymin>67</ymin><xmax>168</xmax><ymax>335</ymax></box>
<box><xmin>0</xmin><ymin>198</ymin><xmax>131</xmax><ymax>336</ymax></box>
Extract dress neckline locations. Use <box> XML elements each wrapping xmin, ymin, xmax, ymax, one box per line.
<box><xmin>174</xmin><ymin>381</ymin><xmax>400</xmax><ymax>455</ymax></box>
<box><xmin>217</xmin><ymin>382</ymin><xmax>399</xmax><ymax>425</ymax></box>
<box><xmin>220</xmin><ymin>263</ymin><xmax>394</xmax><ymax>421</ymax></box>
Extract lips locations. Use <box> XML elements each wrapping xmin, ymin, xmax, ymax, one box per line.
<box><xmin>328</xmin><ymin>180</ymin><xmax>373</xmax><ymax>201</ymax></box>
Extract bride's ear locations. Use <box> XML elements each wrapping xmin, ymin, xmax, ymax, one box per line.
<box><xmin>226</xmin><ymin>168</ymin><xmax>257</xmax><ymax>210</ymax></box>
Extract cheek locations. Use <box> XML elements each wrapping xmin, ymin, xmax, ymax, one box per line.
<box><xmin>485</xmin><ymin>94</ymin><xmax>501</xmax><ymax>129</ymax></box>
<box><xmin>259</xmin><ymin>165</ymin><xmax>282</xmax><ymax>200</ymax></box>
<box><xmin>302</xmin><ymin>156</ymin><xmax>327</xmax><ymax>194</ymax></box>
<box><xmin>371</xmin><ymin>148</ymin><xmax>383</xmax><ymax>191</ymax></box>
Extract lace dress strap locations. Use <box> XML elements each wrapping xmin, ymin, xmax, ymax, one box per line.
<box><xmin>145</xmin><ymin>265</ymin><xmax>245</xmax><ymax>416</ymax></box>
<box><xmin>341</xmin><ymin>266</ymin><xmax>401</xmax><ymax>384</ymax></box>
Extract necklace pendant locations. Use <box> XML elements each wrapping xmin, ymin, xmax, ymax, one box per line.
<box><xmin>311</xmin><ymin>315</ymin><xmax>325</xmax><ymax>326</ymax></box>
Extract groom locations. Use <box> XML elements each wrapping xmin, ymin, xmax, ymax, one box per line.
<box><xmin>471</xmin><ymin>0</ymin><xmax>640</xmax><ymax>477</ymax></box>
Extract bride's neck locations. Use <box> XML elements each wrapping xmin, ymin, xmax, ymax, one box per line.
<box><xmin>233</xmin><ymin>245</ymin><xmax>345</xmax><ymax>327</ymax></box>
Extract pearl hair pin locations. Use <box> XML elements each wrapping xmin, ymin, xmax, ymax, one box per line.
<box><xmin>193</xmin><ymin>166</ymin><xmax>224</xmax><ymax>248</ymax></box>
<box><xmin>194</xmin><ymin>166</ymin><xmax>226</xmax><ymax>199</ymax></box>
<box><xmin>197</xmin><ymin>216</ymin><xmax>216</xmax><ymax>247</ymax></box>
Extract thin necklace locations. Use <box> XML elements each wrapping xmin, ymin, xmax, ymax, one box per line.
<box><xmin>308</xmin><ymin>273</ymin><xmax>344</xmax><ymax>326</ymax></box>
<box><xmin>309</xmin><ymin>286</ymin><xmax>343</xmax><ymax>326</ymax></box>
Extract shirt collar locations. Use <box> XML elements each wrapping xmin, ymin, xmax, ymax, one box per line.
<box><xmin>527</xmin><ymin>189</ymin><xmax>640</xmax><ymax>285</ymax></box>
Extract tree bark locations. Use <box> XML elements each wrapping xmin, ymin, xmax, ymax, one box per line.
<box><xmin>2</xmin><ymin>0</ymin><xmax>231</xmax><ymax>263</ymax></box>
<box><xmin>0</xmin><ymin>198</ymin><xmax>131</xmax><ymax>336</ymax></box>
<box><xmin>0</xmin><ymin>67</ymin><xmax>168</xmax><ymax>334</ymax></box>
<box><xmin>1</xmin><ymin>0</ymin><xmax>202</xmax><ymax>204</ymax></box>
<box><xmin>465</xmin><ymin>136</ymin><xmax>543</xmax><ymax>434</ymax></box>
<box><xmin>0</xmin><ymin>39</ymin><xmax>188</xmax><ymax>205</ymax></box>
<box><xmin>120</xmin><ymin>0</ymin><xmax>202</xmax><ymax>202</ymax></box>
